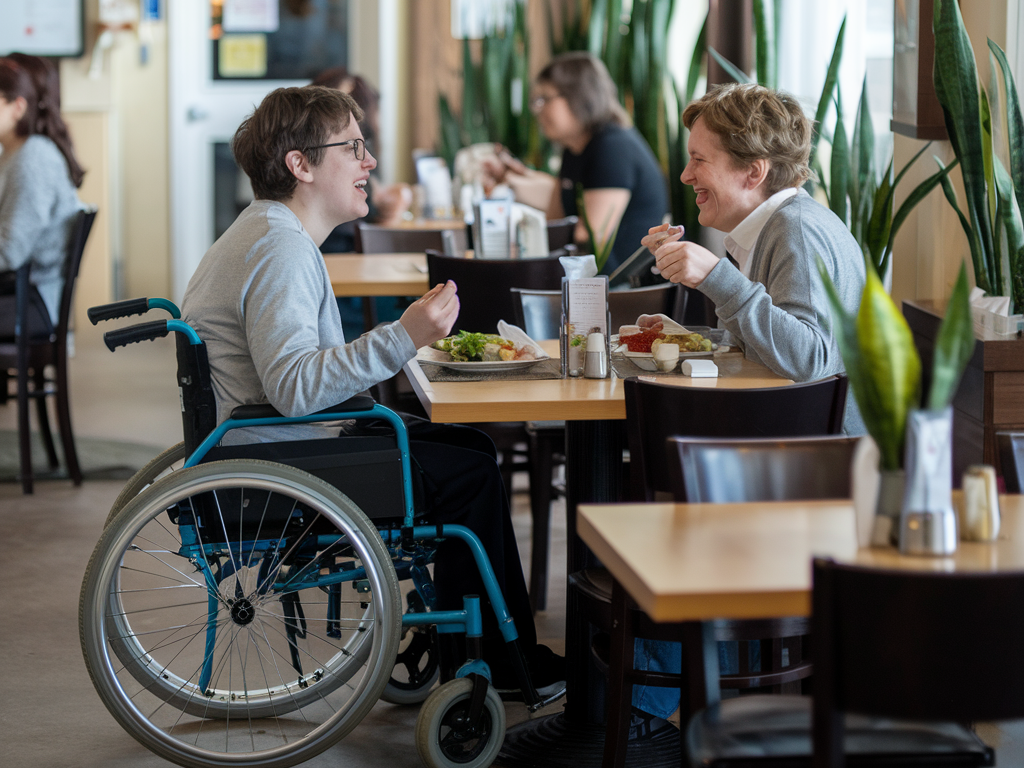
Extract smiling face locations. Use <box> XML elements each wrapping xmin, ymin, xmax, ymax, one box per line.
<box><xmin>681</xmin><ymin>117</ymin><xmax>769</xmax><ymax>232</ymax></box>
<box><xmin>311</xmin><ymin>119</ymin><xmax>377</xmax><ymax>225</ymax></box>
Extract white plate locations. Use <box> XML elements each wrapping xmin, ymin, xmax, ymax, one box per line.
<box><xmin>418</xmin><ymin>358</ymin><xmax>543</xmax><ymax>372</ymax></box>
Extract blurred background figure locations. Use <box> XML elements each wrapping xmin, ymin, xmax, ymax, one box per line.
<box><xmin>482</xmin><ymin>51</ymin><xmax>668</xmax><ymax>275</ymax></box>
<box><xmin>0</xmin><ymin>53</ymin><xmax>85</xmax><ymax>326</ymax></box>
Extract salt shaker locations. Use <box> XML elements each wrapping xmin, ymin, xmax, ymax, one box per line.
<box><xmin>961</xmin><ymin>465</ymin><xmax>1000</xmax><ymax>541</ymax></box>
<box><xmin>583</xmin><ymin>332</ymin><xmax>608</xmax><ymax>378</ymax></box>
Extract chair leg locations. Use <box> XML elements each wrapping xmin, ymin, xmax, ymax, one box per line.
<box><xmin>528</xmin><ymin>432</ymin><xmax>554</xmax><ymax>613</ymax></box>
<box><xmin>34</xmin><ymin>367</ymin><xmax>59</xmax><ymax>469</ymax></box>
<box><xmin>604</xmin><ymin>579</ymin><xmax>636</xmax><ymax>768</ymax></box>
<box><xmin>17</xmin><ymin>352</ymin><xmax>32</xmax><ymax>494</ymax></box>
<box><xmin>54</xmin><ymin>342</ymin><xmax>82</xmax><ymax>485</ymax></box>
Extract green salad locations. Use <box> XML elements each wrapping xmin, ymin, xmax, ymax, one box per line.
<box><xmin>431</xmin><ymin>331</ymin><xmax>516</xmax><ymax>362</ymax></box>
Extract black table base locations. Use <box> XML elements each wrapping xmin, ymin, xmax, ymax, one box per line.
<box><xmin>496</xmin><ymin>712</ymin><xmax>680</xmax><ymax>768</ymax></box>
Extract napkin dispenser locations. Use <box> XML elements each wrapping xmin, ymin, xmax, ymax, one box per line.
<box><xmin>681</xmin><ymin>359</ymin><xmax>718</xmax><ymax>378</ymax></box>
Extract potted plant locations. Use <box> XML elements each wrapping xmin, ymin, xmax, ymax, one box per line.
<box><xmin>820</xmin><ymin>259</ymin><xmax>975</xmax><ymax>548</ymax></box>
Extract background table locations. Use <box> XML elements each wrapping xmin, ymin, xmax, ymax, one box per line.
<box><xmin>323</xmin><ymin>252</ymin><xmax>429</xmax><ymax>298</ymax></box>
<box><xmin>578</xmin><ymin>495</ymin><xmax>1024</xmax><ymax>715</ymax></box>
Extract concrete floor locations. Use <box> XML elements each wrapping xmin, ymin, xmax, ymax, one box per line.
<box><xmin>0</xmin><ymin>322</ymin><xmax>566</xmax><ymax>768</ymax></box>
<box><xmin>5</xmin><ymin>321</ymin><xmax>1024</xmax><ymax>768</ymax></box>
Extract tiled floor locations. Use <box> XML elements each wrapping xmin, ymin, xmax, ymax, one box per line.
<box><xmin>0</xmin><ymin>322</ymin><xmax>566</xmax><ymax>768</ymax></box>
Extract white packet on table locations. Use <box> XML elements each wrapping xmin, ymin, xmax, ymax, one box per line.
<box><xmin>497</xmin><ymin>320</ymin><xmax>550</xmax><ymax>359</ymax></box>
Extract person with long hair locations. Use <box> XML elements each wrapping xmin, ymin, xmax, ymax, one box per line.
<box><xmin>484</xmin><ymin>51</ymin><xmax>668</xmax><ymax>274</ymax></box>
<box><xmin>0</xmin><ymin>53</ymin><xmax>84</xmax><ymax>324</ymax></box>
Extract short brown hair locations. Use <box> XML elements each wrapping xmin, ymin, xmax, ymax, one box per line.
<box><xmin>536</xmin><ymin>52</ymin><xmax>629</xmax><ymax>133</ymax></box>
<box><xmin>232</xmin><ymin>85</ymin><xmax>363</xmax><ymax>201</ymax></box>
<box><xmin>682</xmin><ymin>83</ymin><xmax>813</xmax><ymax>195</ymax></box>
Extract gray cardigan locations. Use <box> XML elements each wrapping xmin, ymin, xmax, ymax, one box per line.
<box><xmin>181</xmin><ymin>200</ymin><xmax>416</xmax><ymax>444</ymax></box>
<box><xmin>0</xmin><ymin>136</ymin><xmax>82</xmax><ymax>323</ymax></box>
<box><xmin>699</xmin><ymin>193</ymin><xmax>866</xmax><ymax>435</ymax></box>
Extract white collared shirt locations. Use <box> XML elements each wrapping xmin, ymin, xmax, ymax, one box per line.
<box><xmin>724</xmin><ymin>187</ymin><xmax>803</xmax><ymax>276</ymax></box>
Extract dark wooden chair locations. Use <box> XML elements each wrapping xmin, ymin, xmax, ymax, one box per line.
<box><xmin>593</xmin><ymin>377</ymin><xmax>849</xmax><ymax>768</ymax></box>
<box><xmin>996</xmin><ymin>431</ymin><xmax>1024</xmax><ymax>493</ymax></box>
<box><xmin>509</xmin><ymin>281</ymin><xmax>684</xmax><ymax>612</ymax></box>
<box><xmin>0</xmin><ymin>206</ymin><xmax>97</xmax><ymax>493</ymax></box>
<box><xmin>686</xmin><ymin>558</ymin><xmax>1002</xmax><ymax>767</ymax></box>
<box><xmin>545</xmin><ymin>216</ymin><xmax>578</xmax><ymax>251</ymax></box>
<box><xmin>355</xmin><ymin>222</ymin><xmax>467</xmax><ymax>255</ymax></box>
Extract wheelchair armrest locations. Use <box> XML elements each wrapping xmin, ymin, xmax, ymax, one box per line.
<box><xmin>229</xmin><ymin>395</ymin><xmax>377</xmax><ymax>422</ymax></box>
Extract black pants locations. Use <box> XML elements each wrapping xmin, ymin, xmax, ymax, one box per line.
<box><xmin>401</xmin><ymin>417</ymin><xmax>537</xmax><ymax>657</ymax></box>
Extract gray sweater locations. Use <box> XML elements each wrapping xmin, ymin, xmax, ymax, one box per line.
<box><xmin>0</xmin><ymin>135</ymin><xmax>83</xmax><ymax>323</ymax></box>
<box><xmin>181</xmin><ymin>200</ymin><xmax>416</xmax><ymax>444</ymax></box>
<box><xmin>699</xmin><ymin>193</ymin><xmax>866</xmax><ymax>435</ymax></box>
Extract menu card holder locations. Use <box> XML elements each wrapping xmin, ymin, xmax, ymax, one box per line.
<box><xmin>472</xmin><ymin>196</ymin><xmax>513</xmax><ymax>259</ymax></box>
<box><xmin>560</xmin><ymin>276</ymin><xmax>610</xmax><ymax>377</ymax></box>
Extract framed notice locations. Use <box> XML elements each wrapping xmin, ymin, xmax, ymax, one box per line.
<box><xmin>0</xmin><ymin>0</ymin><xmax>85</xmax><ymax>58</ymax></box>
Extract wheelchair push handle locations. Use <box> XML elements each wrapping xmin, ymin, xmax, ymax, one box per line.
<box><xmin>88</xmin><ymin>297</ymin><xmax>181</xmax><ymax>324</ymax></box>
<box><xmin>103</xmin><ymin>319</ymin><xmax>201</xmax><ymax>351</ymax></box>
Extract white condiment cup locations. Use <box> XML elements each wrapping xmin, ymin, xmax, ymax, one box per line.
<box><xmin>654</xmin><ymin>342</ymin><xmax>679</xmax><ymax>372</ymax></box>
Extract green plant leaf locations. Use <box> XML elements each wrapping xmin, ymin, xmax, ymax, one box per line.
<box><xmin>994</xmin><ymin>156</ymin><xmax>1024</xmax><ymax>304</ymax></box>
<box><xmin>589</xmin><ymin>0</ymin><xmax>609</xmax><ymax>58</ymax></box>
<box><xmin>685</xmin><ymin>17</ymin><xmax>706</xmax><ymax>105</ymax></box>
<box><xmin>708</xmin><ymin>47</ymin><xmax>751</xmax><ymax>84</ymax></box>
<box><xmin>811</xmin><ymin>16</ymin><xmax>846</xmax><ymax>165</ymax></box>
<box><xmin>883</xmin><ymin>155</ymin><xmax>958</xmax><ymax>278</ymax></box>
<box><xmin>753</xmin><ymin>0</ymin><xmax>776</xmax><ymax>88</ymax></box>
<box><xmin>933</xmin><ymin>0</ymin><xmax>997</xmax><ymax>294</ymax></box>
<box><xmin>937</xmin><ymin>156</ymin><xmax>988</xmax><ymax>293</ymax></box>
<box><xmin>928</xmin><ymin>263</ymin><xmax>976</xmax><ymax>410</ymax></box>
<box><xmin>865</xmin><ymin>158</ymin><xmax>895</xmax><ymax>274</ymax></box>
<box><xmin>829</xmin><ymin>91</ymin><xmax>849</xmax><ymax>226</ymax></box>
<box><xmin>989</xmin><ymin>39</ymin><xmax>1024</xmax><ymax>224</ymax></box>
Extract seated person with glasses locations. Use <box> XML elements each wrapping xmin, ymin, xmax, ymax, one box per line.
<box><xmin>180</xmin><ymin>85</ymin><xmax>565</xmax><ymax>696</ymax></box>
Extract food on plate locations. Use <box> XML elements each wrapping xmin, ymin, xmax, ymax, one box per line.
<box><xmin>431</xmin><ymin>330</ymin><xmax>537</xmax><ymax>362</ymax></box>
<box><xmin>620</xmin><ymin>326</ymin><xmax>714</xmax><ymax>354</ymax></box>
<box><xmin>618</xmin><ymin>329</ymin><xmax>662</xmax><ymax>353</ymax></box>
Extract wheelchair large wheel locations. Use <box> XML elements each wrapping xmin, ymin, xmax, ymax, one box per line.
<box><xmin>106</xmin><ymin>441</ymin><xmax>188</xmax><ymax>526</ymax></box>
<box><xmin>81</xmin><ymin>459</ymin><xmax>401</xmax><ymax>768</ymax></box>
<box><xmin>415</xmin><ymin>677</ymin><xmax>506</xmax><ymax>768</ymax></box>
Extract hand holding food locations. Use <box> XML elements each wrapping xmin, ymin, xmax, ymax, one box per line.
<box><xmin>651</xmin><ymin>238</ymin><xmax>720</xmax><ymax>288</ymax></box>
<box><xmin>399</xmin><ymin>280</ymin><xmax>460</xmax><ymax>349</ymax></box>
<box><xmin>641</xmin><ymin>223</ymin><xmax>684</xmax><ymax>254</ymax></box>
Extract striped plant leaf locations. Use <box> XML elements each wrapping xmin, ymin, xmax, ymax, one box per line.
<box><xmin>708</xmin><ymin>47</ymin><xmax>751</xmax><ymax>84</ymax></box>
<box><xmin>753</xmin><ymin>0</ymin><xmax>776</xmax><ymax>89</ymax></box>
<box><xmin>811</xmin><ymin>17</ymin><xmax>846</xmax><ymax>164</ymax></box>
<box><xmin>882</xmin><ymin>154</ymin><xmax>958</xmax><ymax>278</ymax></box>
<box><xmin>989</xmin><ymin>39</ymin><xmax>1024</xmax><ymax>225</ymax></box>
<box><xmin>937</xmin><ymin>157</ymin><xmax>988</xmax><ymax>293</ymax></box>
<box><xmin>829</xmin><ymin>91</ymin><xmax>849</xmax><ymax>226</ymax></box>
<box><xmin>928</xmin><ymin>264</ymin><xmax>976</xmax><ymax>410</ymax></box>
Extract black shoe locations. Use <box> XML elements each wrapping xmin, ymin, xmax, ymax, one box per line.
<box><xmin>628</xmin><ymin>709</ymin><xmax>677</xmax><ymax>742</ymax></box>
<box><xmin>491</xmin><ymin>644</ymin><xmax>566</xmax><ymax>701</ymax></box>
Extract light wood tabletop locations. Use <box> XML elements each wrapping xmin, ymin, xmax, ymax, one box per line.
<box><xmin>578</xmin><ymin>495</ymin><xmax>1024</xmax><ymax>624</ymax></box>
<box><xmin>404</xmin><ymin>340</ymin><xmax>793</xmax><ymax>423</ymax></box>
<box><xmin>323</xmin><ymin>252</ymin><xmax>430</xmax><ymax>297</ymax></box>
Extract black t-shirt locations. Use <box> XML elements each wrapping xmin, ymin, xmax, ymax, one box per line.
<box><xmin>558</xmin><ymin>123</ymin><xmax>669</xmax><ymax>274</ymax></box>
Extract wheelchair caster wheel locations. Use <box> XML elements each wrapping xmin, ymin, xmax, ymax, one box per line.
<box><xmin>382</xmin><ymin>624</ymin><xmax>440</xmax><ymax>704</ymax></box>
<box><xmin>415</xmin><ymin>677</ymin><xmax>506</xmax><ymax>768</ymax></box>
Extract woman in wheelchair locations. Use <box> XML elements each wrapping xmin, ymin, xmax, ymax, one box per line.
<box><xmin>179</xmin><ymin>85</ymin><xmax>564</xmax><ymax>698</ymax></box>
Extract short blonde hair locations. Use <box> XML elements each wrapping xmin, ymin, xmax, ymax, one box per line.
<box><xmin>682</xmin><ymin>83</ymin><xmax>814</xmax><ymax>195</ymax></box>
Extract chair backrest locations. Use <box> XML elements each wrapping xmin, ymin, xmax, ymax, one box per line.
<box><xmin>546</xmin><ymin>216</ymin><xmax>578</xmax><ymax>250</ymax></box>
<box><xmin>811</xmin><ymin>559</ymin><xmax>1024</xmax><ymax>745</ymax></box>
<box><xmin>57</xmin><ymin>206</ymin><xmax>98</xmax><ymax>337</ymax></box>
<box><xmin>357</xmin><ymin>223</ymin><xmax>468</xmax><ymax>254</ymax></box>
<box><xmin>997</xmin><ymin>431</ymin><xmax>1024</xmax><ymax>493</ymax></box>
<box><xmin>624</xmin><ymin>375</ymin><xmax>848</xmax><ymax>500</ymax></box>
<box><xmin>669</xmin><ymin>435</ymin><xmax>858</xmax><ymax>502</ymax></box>
<box><xmin>427</xmin><ymin>250</ymin><xmax>566</xmax><ymax>333</ymax></box>
<box><xmin>510</xmin><ymin>282</ymin><xmax>683</xmax><ymax>340</ymax></box>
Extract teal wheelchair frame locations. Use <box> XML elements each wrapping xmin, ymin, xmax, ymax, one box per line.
<box><xmin>79</xmin><ymin>298</ymin><xmax>562</xmax><ymax>768</ymax></box>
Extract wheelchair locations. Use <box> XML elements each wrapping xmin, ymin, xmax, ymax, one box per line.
<box><xmin>79</xmin><ymin>298</ymin><xmax>564</xmax><ymax>768</ymax></box>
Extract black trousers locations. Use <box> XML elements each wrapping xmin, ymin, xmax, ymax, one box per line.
<box><xmin>402</xmin><ymin>417</ymin><xmax>538</xmax><ymax>657</ymax></box>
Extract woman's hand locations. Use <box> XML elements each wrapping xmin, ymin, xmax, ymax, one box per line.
<box><xmin>642</xmin><ymin>224</ymin><xmax>718</xmax><ymax>288</ymax></box>
<box><xmin>399</xmin><ymin>280</ymin><xmax>460</xmax><ymax>349</ymax></box>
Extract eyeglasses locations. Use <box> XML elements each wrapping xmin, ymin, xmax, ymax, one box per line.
<box><xmin>304</xmin><ymin>137</ymin><xmax>366</xmax><ymax>161</ymax></box>
<box><xmin>529</xmin><ymin>94</ymin><xmax>563</xmax><ymax>114</ymax></box>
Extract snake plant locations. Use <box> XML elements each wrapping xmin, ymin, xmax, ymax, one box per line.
<box><xmin>932</xmin><ymin>0</ymin><xmax>1024</xmax><ymax>310</ymax></box>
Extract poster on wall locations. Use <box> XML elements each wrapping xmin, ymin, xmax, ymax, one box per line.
<box><xmin>0</xmin><ymin>0</ymin><xmax>84</xmax><ymax>58</ymax></box>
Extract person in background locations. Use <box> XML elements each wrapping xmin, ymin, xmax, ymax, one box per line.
<box><xmin>180</xmin><ymin>85</ymin><xmax>565</xmax><ymax>697</ymax></box>
<box><xmin>0</xmin><ymin>53</ymin><xmax>84</xmax><ymax>326</ymax></box>
<box><xmin>632</xmin><ymin>82</ymin><xmax>866</xmax><ymax>734</ymax></box>
<box><xmin>482</xmin><ymin>51</ymin><xmax>668</xmax><ymax>275</ymax></box>
<box><xmin>312</xmin><ymin>66</ymin><xmax>412</xmax><ymax>339</ymax></box>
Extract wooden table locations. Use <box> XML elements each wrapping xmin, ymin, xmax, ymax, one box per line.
<box><xmin>578</xmin><ymin>495</ymin><xmax>1024</xmax><ymax>715</ymax></box>
<box><xmin>404</xmin><ymin>344</ymin><xmax>793</xmax><ymax>764</ymax></box>
<box><xmin>323</xmin><ymin>252</ymin><xmax>429</xmax><ymax>298</ymax></box>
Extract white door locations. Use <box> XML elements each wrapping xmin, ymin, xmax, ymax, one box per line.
<box><xmin>169</xmin><ymin>0</ymin><xmax>388</xmax><ymax>302</ymax></box>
